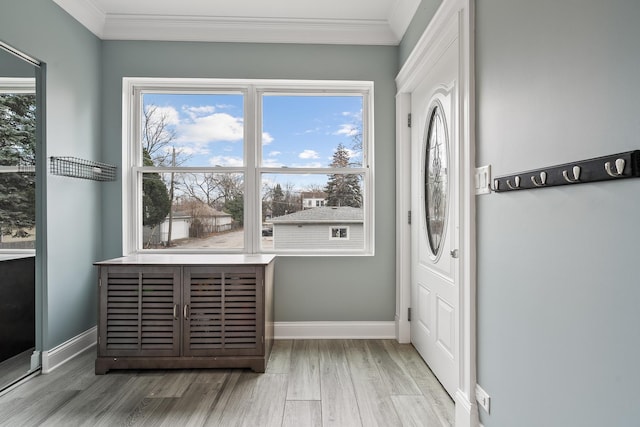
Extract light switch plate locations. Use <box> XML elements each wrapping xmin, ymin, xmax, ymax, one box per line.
<box><xmin>475</xmin><ymin>165</ymin><xmax>492</xmax><ymax>195</ymax></box>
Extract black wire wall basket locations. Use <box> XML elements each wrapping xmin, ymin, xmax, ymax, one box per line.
<box><xmin>50</xmin><ymin>156</ymin><xmax>117</xmax><ymax>182</ymax></box>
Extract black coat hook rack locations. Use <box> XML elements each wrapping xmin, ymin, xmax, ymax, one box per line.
<box><xmin>492</xmin><ymin>150</ymin><xmax>640</xmax><ymax>192</ymax></box>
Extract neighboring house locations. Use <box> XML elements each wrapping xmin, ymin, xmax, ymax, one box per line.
<box><xmin>270</xmin><ymin>206</ymin><xmax>363</xmax><ymax>250</ymax></box>
<box><xmin>300</xmin><ymin>191</ymin><xmax>327</xmax><ymax>209</ymax></box>
<box><xmin>144</xmin><ymin>203</ymin><xmax>233</xmax><ymax>245</ymax></box>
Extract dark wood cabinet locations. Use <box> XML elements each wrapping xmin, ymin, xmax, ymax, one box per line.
<box><xmin>95</xmin><ymin>255</ymin><xmax>275</xmax><ymax>374</ymax></box>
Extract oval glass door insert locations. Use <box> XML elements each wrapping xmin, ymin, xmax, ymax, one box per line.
<box><xmin>424</xmin><ymin>104</ymin><xmax>448</xmax><ymax>257</ymax></box>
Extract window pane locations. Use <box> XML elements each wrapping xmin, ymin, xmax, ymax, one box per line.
<box><xmin>142</xmin><ymin>172</ymin><xmax>244</xmax><ymax>250</ymax></box>
<box><xmin>0</xmin><ymin>93</ymin><xmax>36</xmax><ymax>250</ymax></box>
<box><xmin>261</xmin><ymin>173</ymin><xmax>364</xmax><ymax>251</ymax></box>
<box><xmin>261</xmin><ymin>95</ymin><xmax>363</xmax><ymax>168</ymax></box>
<box><xmin>142</xmin><ymin>93</ymin><xmax>244</xmax><ymax>167</ymax></box>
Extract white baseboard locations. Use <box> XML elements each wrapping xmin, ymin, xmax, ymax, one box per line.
<box><xmin>274</xmin><ymin>321</ymin><xmax>396</xmax><ymax>339</ymax></box>
<box><xmin>41</xmin><ymin>326</ymin><xmax>97</xmax><ymax>374</ymax></box>
<box><xmin>455</xmin><ymin>389</ymin><xmax>481</xmax><ymax>427</ymax></box>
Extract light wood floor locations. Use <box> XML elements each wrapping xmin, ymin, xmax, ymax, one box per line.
<box><xmin>0</xmin><ymin>340</ymin><xmax>453</xmax><ymax>427</ymax></box>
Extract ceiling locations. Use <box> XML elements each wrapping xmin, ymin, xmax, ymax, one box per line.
<box><xmin>52</xmin><ymin>0</ymin><xmax>421</xmax><ymax>45</ymax></box>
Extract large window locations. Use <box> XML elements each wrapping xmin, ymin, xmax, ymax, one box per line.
<box><xmin>124</xmin><ymin>79</ymin><xmax>373</xmax><ymax>255</ymax></box>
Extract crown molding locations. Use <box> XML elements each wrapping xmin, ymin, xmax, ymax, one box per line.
<box><xmin>53</xmin><ymin>0</ymin><xmax>106</xmax><ymax>38</ymax></box>
<box><xmin>53</xmin><ymin>0</ymin><xmax>421</xmax><ymax>45</ymax></box>
<box><xmin>102</xmin><ymin>15</ymin><xmax>399</xmax><ymax>45</ymax></box>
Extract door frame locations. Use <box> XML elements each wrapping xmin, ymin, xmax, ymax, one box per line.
<box><xmin>395</xmin><ymin>1</ymin><xmax>478</xmax><ymax>426</ymax></box>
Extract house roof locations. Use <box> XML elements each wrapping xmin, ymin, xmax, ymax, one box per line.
<box><xmin>270</xmin><ymin>207</ymin><xmax>363</xmax><ymax>224</ymax></box>
<box><xmin>301</xmin><ymin>191</ymin><xmax>327</xmax><ymax>199</ymax></box>
<box><xmin>173</xmin><ymin>203</ymin><xmax>231</xmax><ymax>218</ymax></box>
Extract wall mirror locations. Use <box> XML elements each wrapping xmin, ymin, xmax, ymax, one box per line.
<box><xmin>0</xmin><ymin>40</ymin><xmax>43</xmax><ymax>392</ymax></box>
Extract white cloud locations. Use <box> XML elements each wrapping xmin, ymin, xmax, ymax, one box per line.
<box><xmin>262</xmin><ymin>132</ymin><xmax>274</xmax><ymax>145</ymax></box>
<box><xmin>262</xmin><ymin>158</ymin><xmax>285</xmax><ymax>168</ymax></box>
<box><xmin>209</xmin><ymin>155</ymin><xmax>244</xmax><ymax>167</ymax></box>
<box><xmin>334</xmin><ymin>123</ymin><xmax>359</xmax><ymax>137</ymax></box>
<box><xmin>183</xmin><ymin>105</ymin><xmax>216</xmax><ymax>120</ymax></box>
<box><xmin>299</xmin><ymin>149</ymin><xmax>320</xmax><ymax>159</ymax></box>
<box><xmin>177</xmin><ymin>113</ymin><xmax>243</xmax><ymax>144</ymax></box>
<box><xmin>268</xmin><ymin>151</ymin><xmax>281</xmax><ymax>157</ymax></box>
<box><xmin>292</xmin><ymin>162</ymin><xmax>323</xmax><ymax>168</ymax></box>
<box><xmin>145</xmin><ymin>105</ymin><xmax>180</xmax><ymax>125</ymax></box>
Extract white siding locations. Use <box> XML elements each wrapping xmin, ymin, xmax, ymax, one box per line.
<box><xmin>160</xmin><ymin>218</ymin><xmax>189</xmax><ymax>241</ymax></box>
<box><xmin>273</xmin><ymin>223</ymin><xmax>363</xmax><ymax>250</ymax></box>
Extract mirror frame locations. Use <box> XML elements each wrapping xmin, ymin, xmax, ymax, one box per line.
<box><xmin>0</xmin><ymin>39</ymin><xmax>46</xmax><ymax>376</ymax></box>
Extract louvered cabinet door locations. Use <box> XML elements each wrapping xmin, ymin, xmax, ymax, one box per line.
<box><xmin>99</xmin><ymin>266</ymin><xmax>181</xmax><ymax>357</ymax></box>
<box><xmin>183</xmin><ymin>266</ymin><xmax>264</xmax><ymax>357</ymax></box>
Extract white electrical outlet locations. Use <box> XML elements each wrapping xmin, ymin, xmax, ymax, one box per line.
<box><xmin>475</xmin><ymin>165</ymin><xmax>492</xmax><ymax>195</ymax></box>
<box><xmin>476</xmin><ymin>384</ymin><xmax>491</xmax><ymax>413</ymax></box>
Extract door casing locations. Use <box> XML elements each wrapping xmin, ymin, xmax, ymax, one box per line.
<box><xmin>395</xmin><ymin>1</ymin><xmax>478</xmax><ymax>426</ymax></box>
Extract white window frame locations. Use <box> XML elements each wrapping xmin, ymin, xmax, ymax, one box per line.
<box><xmin>0</xmin><ymin>78</ymin><xmax>36</xmax><ymax>258</ymax></box>
<box><xmin>122</xmin><ymin>78</ymin><xmax>374</xmax><ymax>256</ymax></box>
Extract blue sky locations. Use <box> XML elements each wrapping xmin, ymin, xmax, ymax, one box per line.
<box><xmin>142</xmin><ymin>93</ymin><xmax>362</xmax><ymax>171</ymax></box>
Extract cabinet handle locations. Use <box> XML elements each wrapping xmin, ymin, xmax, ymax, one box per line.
<box><xmin>183</xmin><ymin>304</ymin><xmax>190</xmax><ymax>320</ymax></box>
<box><xmin>173</xmin><ymin>304</ymin><xmax>178</xmax><ymax>320</ymax></box>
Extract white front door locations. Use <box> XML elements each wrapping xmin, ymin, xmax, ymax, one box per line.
<box><xmin>410</xmin><ymin>32</ymin><xmax>460</xmax><ymax>397</ymax></box>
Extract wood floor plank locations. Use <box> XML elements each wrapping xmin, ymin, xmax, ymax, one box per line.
<box><xmin>391</xmin><ymin>395</ymin><xmax>444</xmax><ymax>427</ymax></box>
<box><xmin>366</xmin><ymin>340</ymin><xmax>422</xmax><ymax>396</ymax></box>
<box><xmin>147</xmin><ymin>370</ymin><xmax>200</xmax><ymax>398</ymax></box>
<box><xmin>318</xmin><ymin>340</ymin><xmax>362</xmax><ymax>427</ymax></box>
<box><xmin>266</xmin><ymin>339</ymin><xmax>293</xmax><ymax>374</ymax></box>
<box><xmin>204</xmin><ymin>371</ymin><xmax>256</xmax><ymax>427</ymax></box>
<box><xmin>38</xmin><ymin>374</ymin><xmax>132</xmax><ymax>426</ymax></box>
<box><xmin>388</xmin><ymin>341</ymin><xmax>454</xmax><ymax>426</ymax></box>
<box><xmin>240</xmin><ymin>373</ymin><xmax>288</xmax><ymax>427</ymax></box>
<box><xmin>345</xmin><ymin>340</ymin><xmax>402</xmax><ymax>427</ymax></box>
<box><xmin>92</xmin><ymin>375</ymin><xmax>165</xmax><ymax>427</ymax></box>
<box><xmin>0</xmin><ymin>390</ymin><xmax>79</xmax><ymax>426</ymax></box>
<box><xmin>3</xmin><ymin>349</ymin><xmax>96</xmax><ymax>399</ymax></box>
<box><xmin>287</xmin><ymin>340</ymin><xmax>320</xmax><ymax>400</ymax></box>
<box><xmin>155</xmin><ymin>380</ymin><xmax>227</xmax><ymax>427</ymax></box>
<box><xmin>345</xmin><ymin>339</ymin><xmax>384</xmax><ymax>382</ymax></box>
<box><xmin>120</xmin><ymin>396</ymin><xmax>169</xmax><ymax>427</ymax></box>
<box><xmin>0</xmin><ymin>341</ymin><xmax>453</xmax><ymax>427</ymax></box>
<box><xmin>282</xmin><ymin>400</ymin><xmax>322</xmax><ymax>427</ymax></box>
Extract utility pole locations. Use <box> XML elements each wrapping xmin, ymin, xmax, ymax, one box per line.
<box><xmin>166</xmin><ymin>147</ymin><xmax>176</xmax><ymax>246</ymax></box>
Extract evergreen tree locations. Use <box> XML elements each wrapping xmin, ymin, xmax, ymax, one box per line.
<box><xmin>271</xmin><ymin>183</ymin><xmax>286</xmax><ymax>217</ymax></box>
<box><xmin>224</xmin><ymin>193</ymin><xmax>244</xmax><ymax>225</ymax></box>
<box><xmin>0</xmin><ymin>94</ymin><xmax>36</xmax><ymax>238</ymax></box>
<box><xmin>325</xmin><ymin>143</ymin><xmax>362</xmax><ymax>208</ymax></box>
<box><xmin>142</xmin><ymin>149</ymin><xmax>171</xmax><ymax>229</ymax></box>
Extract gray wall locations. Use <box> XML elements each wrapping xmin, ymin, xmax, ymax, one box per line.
<box><xmin>398</xmin><ymin>0</ymin><xmax>443</xmax><ymax>65</ymax></box>
<box><xmin>403</xmin><ymin>0</ymin><xmax>640</xmax><ymax>425</ymax></box>
<box><xmin>0</xmin><ymin>48</ymin><xmax>35</xmax><ymax>77</ymax></box>
<box><xmin>0</xmin><ymin>0</ymin><xmax>103</xmax><ymax>349</ymax></box>
<box><xmin>101</xmin><ymin>41</ymin><xmax>398</xmax><ymax>322</ymax></box>
<box><xmin>475</xmin><ymin>1</ymin><xmax>640</xmax><ymax>425</ymax></box>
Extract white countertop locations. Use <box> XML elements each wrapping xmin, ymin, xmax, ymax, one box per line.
<box><xmin>95</xmin><ymin>253</ymin><xmax>276</xmax><ymax>266</ymax></box>
<box><xmin>0</xmin><ymin>254</ymin><xmax>35</xmax><ymax>262</ymax></box>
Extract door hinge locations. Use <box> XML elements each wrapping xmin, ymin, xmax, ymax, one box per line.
<box><xmin>98</xmin><ymin>277</ymin><xmax>102</xmax><ymax>288</ymax></box>
<box><xmin>408</xmin><ymin>113</ymin><xmax>412</xmax><ymax>128</ymax></box>
<box><xmin>408</xmin><ymin>210</ymin><xmax>412</xmax><ymax>225</ymax></box>
<box><xmin>98</xmin><ymin>335</ymin><xmax>100</xmax><ymax>345</ymax></box>
<box><xmin>408</xmin><ymin>307</ymin><xmax>412</xmax><ymax>321</ymax></box>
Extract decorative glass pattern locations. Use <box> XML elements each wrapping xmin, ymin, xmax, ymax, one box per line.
<box><xmin>424</xmin><ymin>105</ymin><xmax>448</xmax><ymax>256</ymax></box>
